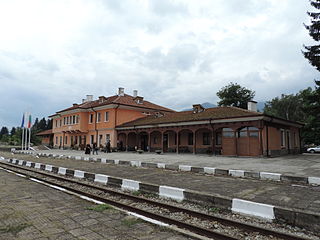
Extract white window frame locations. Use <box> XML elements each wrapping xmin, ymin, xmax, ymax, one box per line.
<box><xmin>105</xmin><ymin>112</ymin><xmax>109</xmax><ymax>122</ymax></box>
<box><xmin>97</xmin><ymin>112</ymin><xmax>101</xmax><ymax>123</ymax></box>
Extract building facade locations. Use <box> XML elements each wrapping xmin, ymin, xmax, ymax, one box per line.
<box><xmin>49</xmin><ymin>88</ymin><xmax>174</xmax><ymax>150</ymax></box>
<box><xmin>49</xmin><ymin>88</ymin><xmax>303</xmax><ymax>157</ymax></box>
<box><xmin>116</xmin><ymin>103</ymin><xmax>303</xmax><ymax>157</ymax></box>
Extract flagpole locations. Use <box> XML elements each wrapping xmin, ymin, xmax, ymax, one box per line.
<box><xmin>28</xmin><ymin>128</ymin><xmax>31</xmax><ymax>150</ymax></box>
<box><xmin>21</xmin><ymin>127</ymin><xmax>25</xmax><ymax>150</ymax></box>
<box><xmin>28</xmin><ymin>113</ymin><xmax>32</xmax><ymax>150</ymax></box>
<box><xmin>21</xmin><ymin>113</ymin><xmax>25</xmax><ymax>151</ymax></box>
<box><xmin>25</xmin><ymin>112</ymin><xmax>28</xmax><ymax>150</ymax></box>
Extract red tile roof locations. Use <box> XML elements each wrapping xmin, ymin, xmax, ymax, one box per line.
<box><xmin>117</xmin><ymin>106</ymin><xmax>263</xmax><ymax>127</ymax></box>
<box><xmin>54</xmin><ymin>94</ymin><xmax>174</xmax><ymax>115</ymax></box>
<box><xmin>36</xmin><ymin>129</ymin><xmax>53</xmax><ymax>136</ymax></box>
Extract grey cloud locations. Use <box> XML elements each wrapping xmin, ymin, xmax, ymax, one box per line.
<box><xmin>149</xmin><ymin>0</ymin><xmax>189</xmax><ymax>16</ymax></box>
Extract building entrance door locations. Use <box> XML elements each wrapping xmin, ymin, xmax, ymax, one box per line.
<box><xmin>163</xmin><ymin>134</ymin><xmax>168</xmax><ymax>152</ymax></box>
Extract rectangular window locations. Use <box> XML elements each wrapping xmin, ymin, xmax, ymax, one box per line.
<box><xmin>280</xmin><ymin>129</ymin><xmax>285</xmax><ymax>147</ymax></box>
<box><xmin>76</xmin><ymin>115</ymin><xmax>79</xmax><ymax>124</ymax></box>
<box><xmin>60</xmin><ymin>119</ymin><xmax>62</xmax><ymax>127</ymax></box>
<box><xmin>153</xmin><ymin>137</ymin><xmax>158</xmax><ymax>144</ymax></box>
<box><xmin>65</xmin><ymin>136</ymin><xmax>68</xmax><ymax>145</ymax></box>
<box><xmin>60</xmin><ymin>136</ymin><xmax>62</xmax><ymax>146</ymax></box>
<box><xmin>69</xmin><ymin>116</ymin><xmax>72</xmax><ymax>124</ymax></box>
<box><xmin>97</xmin><ymin>112</ymin><xmax>101</xmax><ymax>123</ymax></box>
<box><xmin>215</xmin><ymin>132</ymin><xmax>222</xmax><ymax>145</ymax></box>
<box><xmin>55</xmin><ymin>120</ymin><xmax>58</xmax><ymax>127</ymax></box>
<box><xmin>203</xmin><ymin>132</ymin><xmax>210</xmax><ymax>145</ymax></box>
<box><xmin>188</xmin><ymin>133</ymin><xmax>193</xmax><ymax>145</ymax></box>
<box><xmin>64</xmin><ymin>117</ymin><xmax>66</xmax><ymax>125</ymax></box>
<box><xmin>72</xmin><ymin>115</ymin><xmax>75</xmax><ymax>124</ymax></box>
<box><xmin>99</xmin><ymin>135</ymin><xmax>103</xmax><ymax>145</ymax></box>
<box><xmin>90</xmin><ymin>135</ymin><xmax>94</xmax><ymax>145</ymax></box>
<box><xmin>105</xmin><ymin>134</ymin><xmax>110</xmax><ymax>143</ymax></box>
<box><xmin>89</xmin><ymin>114</ymin><xmax>93</xmax><ymax>123</ymax></box>
<box><xmin>56</xmin><ymin>137</ymin><xmax>58</xmax><ymax>144</ymax></box>
<box><xmin>105</xmin><ymin>112</ymin><xmax>109</xmax><ymax>122</ymax></box>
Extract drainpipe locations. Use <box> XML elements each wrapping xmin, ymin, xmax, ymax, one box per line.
<box><xmin>114</xmin><ymin>104</ymin><xmax>120</xmax><ymax>150</ymax></box>
<box><xmin>209</xmin><ymin>118</ymin><xmax>215</xmax><ymax>155</ymax></box>
<box><xmin>91</xmin><ymin>107</ymin><xmax>98</xmax><ymax>145</ymax></box>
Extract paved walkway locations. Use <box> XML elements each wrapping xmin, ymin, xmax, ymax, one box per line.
<box><xmin>4</xmin><ymin>152</ymin><xmax>320</xmax><ymax>215</ymax></box>
<box><xmin>0</xmin><ymin>168</ymin><xmax>193</xmax><ymax>240</ymax></box>
<box><xmin>36</xmin><ymin>149</ymin><xmax>320</xmax><ymax>177</ymax></box>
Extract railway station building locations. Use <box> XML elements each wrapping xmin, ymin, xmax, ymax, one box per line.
<box><xmin>49</xmin><ymin>88</ymin><xmax>303</xmax><ymax>157</ymax></box>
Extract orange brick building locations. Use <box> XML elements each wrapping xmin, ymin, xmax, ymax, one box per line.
<box><xmin>49</xmin><ymin>88</ymin><xmax>303</xmax><ymax>157</ymax></box>
<box><xmin>49</xmin><ymin>88</ymin><xmax>174</xmax><ymax>150</ymax></box>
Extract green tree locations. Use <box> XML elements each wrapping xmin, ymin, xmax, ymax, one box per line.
<box><xmin>302</xmin><ymin>0</ymin><xmax>320</xmax><ymax>144</ymax></box>
<box><xmin>10</xmin><ymin>127</ymin><xmax>16</xmax><ymax>136</ymax></box>
<box><xmin>264</xmin><ymin>89</ymin><xmax>311</xmax><ymax>122</ymax></box>
<box><xmin>216</xmin><ymin>82</ymin><xmax>255</xmax><ymax>109</ymax></box>
<box><xmin>0</xmin><ymin>127</ymin><xmax>9</xmax><ymax>140</ymax></box>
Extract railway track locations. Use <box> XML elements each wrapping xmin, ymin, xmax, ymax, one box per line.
<box><xmin>0</xmin><ymin>160</ymin><xmax>313</xmax><ymax>240</ymax></box>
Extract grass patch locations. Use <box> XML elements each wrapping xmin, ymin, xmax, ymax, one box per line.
<box><xmin>209</xmin><ymin>207</ymin><xmax>220</xmax><ymax>213</ymax></box>
<box><xmin>131</xmin><ymin>191</ymin><xmax>141</xmax><ymax>196</ymax></box>
<box><xmin>0</xmin><ymin>223</ymin><xmax>31</xmax><ymax>235</ymax></box>
<box><xmin>86</xmin><ymin>204</ymin><xmax>112</xmax><ymax>212</ymax></box>
<box><xmin>121</xmin><ymin>217</ymin><xmax>141</xmax><ymax>227</ymax></box>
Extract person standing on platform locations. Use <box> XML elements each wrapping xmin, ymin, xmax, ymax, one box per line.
<box><xmin>85</xmin><ymin>144</ymin><xmax>91</xmax><ymax>155</ymax></box>
<box><xmin>106</xmin><ymin>140</ymin><xmax>111</xmax><ymax>153</ymax></box>
<box><xmin>92</xmin><ymin>142</ymin><xmax>98</xmax><ymax>155</ymax></box>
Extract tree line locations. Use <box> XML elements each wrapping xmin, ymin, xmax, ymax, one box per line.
<box><xmin>0</xmin><ymin>118</ymin><xmax>52</xmax><ymax>146</ymax></box>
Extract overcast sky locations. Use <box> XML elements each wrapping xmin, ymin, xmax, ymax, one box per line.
<box><xmin>0</xmin><ymin>0</ymin><xmax>318</xmax><ymax>128</ymax></box>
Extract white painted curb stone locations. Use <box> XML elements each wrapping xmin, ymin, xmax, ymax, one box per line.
<box><xmin>101</xmin><ymin>158</ymin><xmax>107</xmax><ymax>163</ymax></box>
<box><xmin>58</xmin><ymin>167</ymin><xmax>67</xmax><ymax>175</ymax></box>
<box><xmin>35</xmin><ymin>163</ymin><xmax>41</xmax><ymax>169</ymax></box>
<box><xmin>114</xmin><ymin>159</ymin><xmax>119</xmax><ymax>164</ymax></box>
<box><xmin>260</xmin><ymin>172</ymin><xmax>281</xmax><ymax>181</ymax></box>
<box><xmin>84</xmin><ymin>157</ymin><xmax>89</xmax><ymax>161</ymax></box>
<box><xmin>18</xmin><ymin>160</ymin><xmax>24</xmax><ymax>165</ymax></box>
<box><xmin>130</xmin><ymin>161</ymin><xmax>141</xmax><ymax>167</ymax></box>
<box><xmin>26</xmin><ymin>161</ymin><xmax>32</xmax><ymax>167</ymax></box>
<box><xmin>232</xmin><ymin>198</ymin><xmax>275</xmax><ymax>220</ymax></box>
<box><xmin>45</xmin><ymin>165</ymin><xmax>53</xmax><ymax>172</ymax></box>
<box><xmin>179</xmin><ymin>165</ymin><xmax>192</xmax><ymax>172</ymax></box>
<box><xmin>94</xmin><ymin>174</ymin><xmax>109</xmax><ymax>184</ymax></box>
<box><xmin>229</xmin><ymin>170</ymin><xmax>245</xmax><ymax>177</ymax></box>
<box><xmin>159</xmin><ymin>186</ymin><xmax>184</xmax><ymax>202</ymax></box>
<box><xmin>74</xmin><ymin>170</ymin><xmax>84</xmax><ymax>179</ymax></box>
<box><xmin>75</xmin><ymin>156</ymin><xmax>81</xmax><ymax>160</ymax></box>
<box><xmin>308</xmin><ymin>177</ymin><xmax>320</xmax><ymax>185</ymax></box>
<box><xmin>204</xmin><ymin>167</ymin><xmax>215</xmax><ymax>174</ymax></box>
<box><xmin>122</xmin><ymin>179</ymin><xmax>140</xmax><ymax>191</ymax></box>
<box><xmin>157</xmin><ymin>163</ymin><xmax>166</xmax><ymax>168</ymax></box>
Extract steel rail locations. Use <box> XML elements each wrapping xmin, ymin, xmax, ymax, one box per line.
<box><xmin>0</xmin><ymin>161</ymin><xmax>311</xmax><ymax>240</ymax></box>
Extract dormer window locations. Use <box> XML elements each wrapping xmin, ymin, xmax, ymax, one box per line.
<box><xmin>192</xmin><ymin>104</ymin><xmax>205</xmax><ymax>113</ymax></box>
<box><xmin>155</xmin><ymin>112</ymin><xmax>164</xmax><ymax>118</ymax></box>
<box><xmin>134</xmin><ymin>96</ymin><xmax>144</xmax><ymax>104</ymax></box>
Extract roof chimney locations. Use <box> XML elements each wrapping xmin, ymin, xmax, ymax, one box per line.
<box><xmin>73</xmin><ymin>103</ymin><xmax>78</xmax><ymax>107</ymax></box>
<box><xmin>98</xmin><ymin>96</ymin><xmax>106</xmax><ymax>103</ymax></box>
<box><xmin>86</xmin><ymin>95</ymin><xmax>93</xmax><ymax>102</ymax></box>
<box><xmin>118</xmin><ymin>87</ymin><xmax>125</xmax><ymax>96</ymax></box>
<box><xmin>82</xmin><ymin>99</ymin><xmax>85</xmax><ymax>103</ymax></box>
<box><xmin>133</xmin><ymin>90</ymin><xmax>138</xmax><ymax>98</ymax></box>
<box><xmin>247</xmin><ymin>100</ymin><xmax>257</xmax><ymax>112</ymax></box>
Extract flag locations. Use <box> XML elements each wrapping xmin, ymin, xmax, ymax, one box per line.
<box><xmin>21</xmin><ymin>113</ymin><xmax>25</xmax><ymax>128</ymax></box>
<box><xmin>27</xmin><ymin>113</ymin><xmax>32</xmax><ymax>129</ymax></box>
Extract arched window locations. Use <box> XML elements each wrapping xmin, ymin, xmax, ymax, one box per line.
<box><xmin>222</xmin><ymin>128</ymin><xmax>234</xmax><ymax>137</ymax></box>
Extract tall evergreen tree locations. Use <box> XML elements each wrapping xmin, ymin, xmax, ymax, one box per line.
<box><xmin>0</xmin><ymin>127</ymin><xmax>9</xmax><ymax>140</ymax></box>
<box><xmin>303</xmin><ymin>0</ymin><xmax>320</xmax><ymax>73</ymax></box>
<box><xmin>303</xmin><ymin>0</ymin><xmax>320</xmax><ymax>144</ymax></box>
<box><xmin>10</xmin><ymin>127</ymin><xmax>16</xmax><ymax>136</ymax></box>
